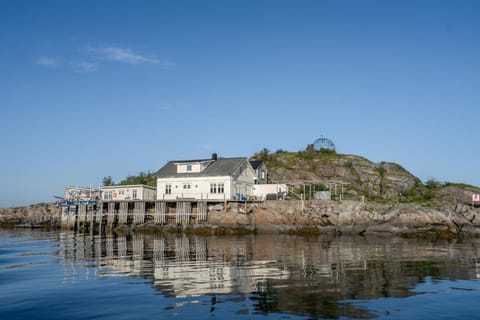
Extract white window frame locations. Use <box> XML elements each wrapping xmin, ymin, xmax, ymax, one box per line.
<box><xmin>210</xmin><ymin>183</ymin><xmax>217</xmax><ymax>193</ymax></box>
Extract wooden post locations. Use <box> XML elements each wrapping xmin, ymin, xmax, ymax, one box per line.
<box><xmin>184</xmin><ymin>202</ymin><xmax>191</xmax><ymax>224</ymax></box>
<box><xmin>118</xmin><ymin>202</ymin><xmax>128</xmax><ymax>225</ymax></box>
<box><xmin>97</xmin><ymin>203</ymin><xmax>103</xmax><ymax>236</ymax></box>
<box><xmin>155</xmin><ymin>201</ymin><xmax>167</xmax><ymax>224</ymax></box>
<box><xmin>107</xmin><ymin>202</ymin><xmax>115</xmax><ymax>227</ymax></box>
<box><xmin>79</xmin><ymin>204</ymin><xmax>87</xmax><ymax>228</ymax></box>
<box><xmin>224</xmin><ymin>193</ymin><xmax>227</xmax><ymax>212</ymax></box>
<box><xmin>134</xmin><ymin>201</ymin><xmax>145</xmax><ymax>225</ymax></box>
<box><xmin>75</xmin><ymin>205</ymin><xmax>80</xmax><ymax>231</ymax></box>
<box><xmin>197</xmin><ymin>202</ymin><xmax>207</xmax><ymax>222</ymax></box>
<box><xmin>176</xmin><ymin>201</ymin><xmax>182</xmax><ymax>225</ymax></box>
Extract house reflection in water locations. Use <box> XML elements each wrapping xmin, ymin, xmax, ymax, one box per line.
<box><xmin>59</xmin><ymin>232</ymin><xmax>290</xmax><ymax>298</ymax></box>
<box><xmin>58</xmin><ymin>231</ymin><xmax>480</xmax><ymax>317</ymax></box>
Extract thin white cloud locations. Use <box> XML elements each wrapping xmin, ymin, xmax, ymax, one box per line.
<box><xmin>88</xmin><ymin>46</ymin><xmax>175</xmax><ymax>67</ymax></box>
<box><xmin>70</xmin><ymin>61</ymin><xmax>97</xmax><ymax>73</ymax></box>
<box><xmin>37</xmin><ymin>56</ymin><xmax>59</xmax><ymax>67</ymax></box>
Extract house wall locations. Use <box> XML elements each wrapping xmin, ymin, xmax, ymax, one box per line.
<box><xmin>232</xmin><ymin>162</ymin><xmax>257</xmax><ymax>199</ymax></box>
<box><xmin>253</xmin><ymin>184</ymin><xmax>288</xmax><ymax>200</ymax></box>
<box><xmin>156</xmin><ymin>158</ymin><xmax>257</xmax><ymax>201</ymax></box>
<box><xmin>142</xmin><ymin>187</ymin><xmax>157</xmax><ymax>201</ymax></box>
<box><xmin>102</xmin><ymin>185</ymin><xmax>156</xmax><ymax>201</ymax></box>
<box><xmin>254</xmin><ymin>163</ymin><xmax>268</xmax><ymax>184</ymax></box>
<box><xmin>157</xmin><ymin>176</ymin><xmax>233</xmax><ymax>201</ymax></box>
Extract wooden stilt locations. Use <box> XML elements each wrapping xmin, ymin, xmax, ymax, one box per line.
<box><xmin>134</xmin><ymin>201</ymin><xmax>145</xmax><ymax>225</ymax></box>
<box><xmin>107</xmin><ymin>202</ymin><xmax>115</xmax><ymax>227</ymax></box>
<box><xmin>155</xmin><ymin>201</ymin><xmax>167</xmax><ymax>224</ymax></box>
<box><xmin>197</xmin><ymin>202</ymin><xmax>207</xmax><ymax>222</ymax></box>
<box><xmin>118</xmin><ymin>202</ymin><xmax>128</xmax><ymax>225</ymax></box>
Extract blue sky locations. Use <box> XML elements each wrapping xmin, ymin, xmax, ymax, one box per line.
<box><xmin>1</xmin><ymin>0</ymin><xmax>480</xmax><ymax>207</ymax></box>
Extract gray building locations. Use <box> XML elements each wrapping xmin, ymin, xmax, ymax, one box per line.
<box><xmin>249</xmin><ymin>160</ymin><xmax>268</xmax><ymax>184</ymax></box>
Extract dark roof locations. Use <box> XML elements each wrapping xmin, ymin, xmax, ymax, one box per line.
<box><xmin>155</xmin><ymin>157</ymin><xmax>247</xmax><ymax>178</ymax></box>
<box><xmin>249</xmin><ymin>160</ymin><xmax>265</xmax><ymax>170</ymax></box>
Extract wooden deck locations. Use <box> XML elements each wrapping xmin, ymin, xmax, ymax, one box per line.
<box><xmin>59</xmin><ymin>199</ymin><xmax>232</xmax><ymax>231</ymax></box>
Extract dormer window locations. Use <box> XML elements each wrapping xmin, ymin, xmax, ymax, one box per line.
<box><xmin>176</xmin><ymin>160</ymin><xmax>213</xmax><ymax>173</ymax></box>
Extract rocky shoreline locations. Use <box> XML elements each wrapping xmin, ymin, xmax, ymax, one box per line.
<box><xmin>178</xmin><ymin>200</ymin><xmax>480</xmax><ymax>239</ymax></box>
<box><xmin>3</xmin><ymin>200</ymin><xmax>479</xmax><ymax>240</ymax></box>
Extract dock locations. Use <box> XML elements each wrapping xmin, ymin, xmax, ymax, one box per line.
<box><xmin>58</xmin><ymin>199</ymin><xmax>243</xmax><ymax>231</ymax></box>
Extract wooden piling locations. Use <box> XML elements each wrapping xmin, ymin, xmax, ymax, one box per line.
<box><xmin>118</xmin><ymin>202</ymin><xmax>128</xmax><ymax>225</ymax></box>
<box><xmin>184</xmin><ymin>202</ymin><xmax>191</xmax><ymax>224</ymax></box>
<box><xmin>134</xmin><ymin>201</ymin><xmax>145</xmax><ymax>225</ymax></box>
<box><xmin>176</xmin><ymin>202</ymin><xmax>182</xmax><ymax>225</ymax></box>
<box><xmin>197</xmin><ymin>202</ymin><xmax>208</xmax><ymax>222</ymax></box>
<box><xmin>107</xmin><ymin>202</ymin><xmax>115</xmax><ymax>227</ymax></box>
<box><xmin>79</xmin><ymin>205</ymin><xmax>87</xmax><ymax>223</ymax></box>
<box><xmin>176</xmin><ymin>202</ymin><xmax>192</xmax><ymax>225</ymax></box>
<box><xmin>154</xmin><ymin>201</ymin><xmax>167</xmax><ymax>224</ymax></box>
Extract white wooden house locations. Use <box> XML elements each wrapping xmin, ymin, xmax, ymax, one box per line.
<box><xmin>155</xmin><ymin>155</ymin><xmax>257</xmax><ymax>201</ymax></box>
<box><xmin>101</xmin><ymin>184</ymin><xmax>156</xmax><ymax>201</ymax></box>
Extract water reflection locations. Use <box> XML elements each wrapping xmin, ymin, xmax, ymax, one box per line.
<box><xmin>57</xmin><ymin>232</ymin><xmax>480</xmax><ymax>319</ymax></box>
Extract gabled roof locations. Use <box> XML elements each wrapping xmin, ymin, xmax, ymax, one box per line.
<box><xmin>249</xmin><ymin>160</ymin><xmax>265</xmax><ymax>170</ymax></box>
<box><xmin>155</xmin><ymin>157</ymin><xmax>248</xmax><ymax>178</ymax></box>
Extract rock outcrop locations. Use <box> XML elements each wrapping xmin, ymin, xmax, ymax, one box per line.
<box><xmin>263</xmin><ymin>151</ymin><xmax>422</xmax><ymax>200</ymax></box>
<box><xmin>0</xmin><ymin>203</ymin><xmax>59</xmax><ymax>227</ymax></box>
<box><xmin>205</xmin><ymin>200</ymin><xmax>480</xmax><ymax>238</ymax></box>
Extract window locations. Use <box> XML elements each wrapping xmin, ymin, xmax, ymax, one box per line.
<box><xmin>261</xmin><ymin>170</ymin><xmax>265</xmax><ymax>180</ymax></box>
<box><xmin>166</xmin><ymin>185</ymin><xmax>172</xmax><ymax>194</ymax></box>
<box><xmin>132</xmin><ymin>189</ymin><xmax>137</xmax><ymax>199</ymax></box>
<box><xmin>183</xmin><ymin>184</ymin><xmax>191</xmax><ymax>189</ymax></box>
<box><xmin>210</xmin><ymin>183</ymin><xmax>217</xmax><ymax>193</ymax></box>
<box><xmin>186</xmin><ymin>164</ymin><xmax>192</xmax><ymax>172</ymax></box>
<box><xmin>210</xmin><ymin>183</ymin><xmax>224</xmax><ymax>193</ymax></box>
<box><xmin>104</xmin><ymin>191</ymin><xmax>112</xmax><ymax>200</ymax></box>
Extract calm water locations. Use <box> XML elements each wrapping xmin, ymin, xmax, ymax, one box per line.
<box><xmin>1</xmin><ymin>230</ymin><xmax>480</xmax><ymax>320</ymax></box>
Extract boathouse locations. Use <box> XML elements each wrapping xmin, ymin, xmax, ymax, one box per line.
<box><xmin>155</xmin><ymin>154</ymin><xmax>257</xmax><ymax>201</ymax></box>
<box><xmin>101</xmin><ymin>184</ymin><xmax>156</xmax><ymax>201</ymax></box>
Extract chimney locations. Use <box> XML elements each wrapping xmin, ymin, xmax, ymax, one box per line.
<box><xmin>212</xmin><ymin>153</ymin><xmax>218</xmax><ymax>161</ymax></box>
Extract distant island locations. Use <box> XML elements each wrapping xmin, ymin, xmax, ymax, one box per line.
<box><xmin>2</xmin><ymin>144</ymin><xmax>480</xmax><ymax>239</ymax></box>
